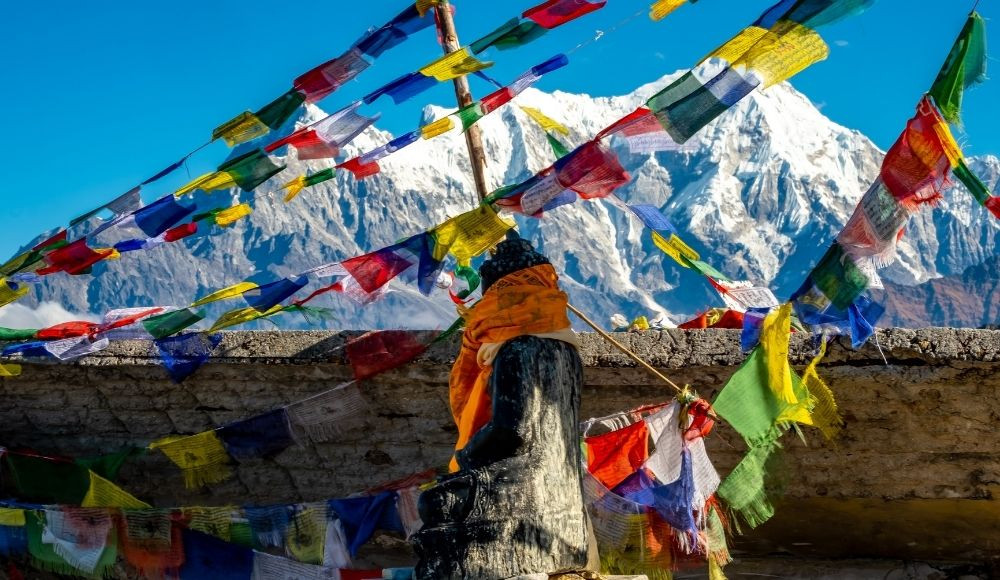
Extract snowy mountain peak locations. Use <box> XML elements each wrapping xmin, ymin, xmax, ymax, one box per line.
<box><xmin>21</xmin><ymin>69</ymin><xmax>1000</xmax><ymax>330</ymax></box>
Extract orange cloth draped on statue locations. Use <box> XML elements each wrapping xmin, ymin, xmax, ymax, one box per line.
<box><xmin>449</xmin><ymin>264</ymin><xmax>572</xmax><ymax>472</ymax></box>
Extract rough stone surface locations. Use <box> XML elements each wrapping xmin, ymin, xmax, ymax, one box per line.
<box><xmin>1</xmin><ymin>328</ymin><xmax>998</xmax><ymax>570</ymax></box>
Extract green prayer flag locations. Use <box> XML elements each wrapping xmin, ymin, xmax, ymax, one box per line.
<box><xmin>5</xmin><ymin>454</ymin><xmax>90</xmax><ymax>504</ymax></box>
<box><xmin>142</xmin><ymin>308</ymin><xmax>205</xmax><ymax>339</ymax></box>
<box><xmin>76</xmin><ymin>447</ymin><xmax>145</xmax><ymax>481</ymax></box>
<box><xmin>432</xmin><ymin>317</ymin><xmax>466</xmax><ymax>345</ymax></box>
<box><xmin>304</xmin><ymin>167</ymin><xmax>336</xmax><ymax>187</ymax></box>
<box><xmin>648</xmin><ymin>71</ymin><xmax>730</xmax><ymax>144</ymax></box>
<box><xmin>0</xmin><ymin>327</ymin><xmax>40</xmax><ymax>341</ymax></box>
<box><xmin>255</xmin><ymin>89</ymin><xmax>306</xmax><ymax>130</ymax></box>
<box><xmin>953</xmin><ymin>158</ymin><xmax>992</xmax><ymax>206</ymax></box>
<box><xmin>683</xmin><ymin>257</ymin><xmax>731</xmax><ymax>281</ymax></box>
<box><xmin>217</xmin><ymin>149</ymin><xmax>286</xmax><ymax>192</ymax></box>
<box><xmin>717</xmin><ymin>441</ymin><xmax>778</xmax><ymax>529</ymax></box>
<box><xmin>811</xmin><ymin>244</ymin><xmax>869</xmax><ymax>310</ymax></box>
<box><xmin>546</xmin><ymin>133</ymin><xmax>570</xmax><ymax>159</ymax></box>
<box><xmin>472</xmin><ymin>20</ymin><xmax>547</xmax><ymax>53</ymax></box>
<box><xmin>457</xmin><ymin>103</ymin><xmax>486</xmax><ymax>131</ymax></box>
<box><xmin>929</xmin><ymin>12</ymin><xmax>987</xmax><ymax>125</ymax></box>
<box><xmin>229</xmin><ymin>521</ymin><xmax>255</xmax><ymax>548</ymax></box>
<box><xmin>0</xmin><ymin>250</ymin><xmax>45</xmax><ymax>277</ymax></box>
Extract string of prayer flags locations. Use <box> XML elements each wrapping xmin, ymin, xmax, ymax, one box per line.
<box><xmin>69</xmin><ymin>187</ymin><xmax>143</xmax><ymax>230</ymax></box>
<box><xmin>142</xmin><ymin>308</ymin><xmax>205</xmax><ymax>340</ymax></box>
<box><xmin>295</xmin><ymin>48</ymin><xmax>372</xmax><ymax>104</ymax></box>
<box><xmin>363</xmin><ymin>72</ymin><xmax>440</xmax><ymax>105</ymax></box>
<box><xmin>648</xmin><ymin>66</ymin><xmax>761</xmax><ymax>144</ymax></box>
<box><xmin>524</xmin><ymin>0</ymin><xmax>606</xmax><ymax>29</ymax></box>
<box><xmin>280</xmin><ymin>168</ymin><xmax>336</xmax><ymax>203</ymax></box>
<box><xmin>213</xmin><ymin>112</ymin><xmax>271</xmax><ymax>148</ymax></box>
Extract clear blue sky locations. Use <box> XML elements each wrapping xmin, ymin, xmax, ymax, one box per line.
<box><xmin>0</xmin><ymin>0</ymin><xmax>994</xmax><ymax>260</ymax></box>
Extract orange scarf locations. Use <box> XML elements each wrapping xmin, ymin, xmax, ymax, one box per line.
<box><xmin>449</xmin><ymin>264</ymin><xmax>572</xmax><ymax>472</ymax></box>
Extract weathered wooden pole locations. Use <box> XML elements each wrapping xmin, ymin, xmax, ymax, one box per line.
<box><xmin>434</xmin><ymin>0</ymin><xmax>493</xmax><ymax>203</ymax></box>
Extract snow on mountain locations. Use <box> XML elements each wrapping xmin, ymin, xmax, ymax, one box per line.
<box><xmin>16</xmin><ymin>64</ymin><xmax>1000</xmax><ymax>330</ymax></box>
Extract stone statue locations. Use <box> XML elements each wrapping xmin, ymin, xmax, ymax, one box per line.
<box><xmin>412</xmin><ymin>233</ymin><xmax>591</xmax><ymax>579</ymax></box>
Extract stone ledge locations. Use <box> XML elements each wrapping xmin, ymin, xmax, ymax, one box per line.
<box><xmin>3</xmin><ymin>327</ymin><xmax>999</xmax><ymax>367</ymax></box>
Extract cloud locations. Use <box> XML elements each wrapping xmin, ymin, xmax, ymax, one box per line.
<box><xmin>833</xmin><ymin>40</ymin><xmax>849</xmax><ymax>47</ymax></box>
<box><xmin>654</xmin><ymin>51</ymin><xmax>666</xmax><ymax>60</ymax></box>
<box><xmin>0</xmin><ymin>302</ymin><xmax>98</xmax><ymax>329</ymax></box>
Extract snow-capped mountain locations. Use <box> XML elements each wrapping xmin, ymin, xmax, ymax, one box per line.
<box><xmin>16</xmin><ymin>65</ymin><xmax>1000</xmax><ymax>330</ymax></box>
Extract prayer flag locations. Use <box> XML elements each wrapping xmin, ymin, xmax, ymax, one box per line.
<box><xmin>36</xmin><ymin>239</ymin><xmax>115</xmax><ymax>276</ymax></box>
<box><xmin>523</xmin><ymin>0</ymin><xmax>606</xmax><ymax>29</ymax></box>
<box><xmin>650</xmin><ymin>0</ymin><xmax>688</xmax><ymax>21</ymax></box>
<box><xmin>554</xmin><ymin>141</ymin><xmax>629</xmax><ymax>199</ymax></box>
<box><xmin>328</xmin><ymin>492</ymin><xmax>403</xmax><ymax>557</ymax></box>
<box><xmin>179</xmin><ymin>529</ymin><xmax>254</xmax><ymax>579</ymax></box>
<box><xmin>0</xmin><ymin>279</ymin><xmax>28</xmax><ymax>309</ymax></box>
<box><xmin>70</xmin><ymin>187</ymin><xmax>142</xmax><ymax>227</ymax></box>
<box><xmin>929</xmin><ymin>12</ymin><xmax>987</xmax><ymax>125</ymax></box>
<box><xmin>339</xmin><ymin>157</ymin><xmax>381</xmax><ymax>179</ymax></box>
<box><xmin>629</xmin><ymin>204</ymin><xmax>675</xmax><ymax>234</ymax></box>
<box><xmin>150</xmin><ymin>430</ymin><xmax>232</xmax><ymax>488</ymax></box>
<box><xmin>345</xmin><ymin>330</ymin><xmax>432</xmax><ymax>381</ymax></box>
<box><xmin>732</xmin><ymin>20</ymin><xmax>829</xmax><ymax>88</ymax></box>
<box><xmin>265</xmin><ymin>130</ymin><xmax>339</xmax><ymax>160</ymax></box>
<box><xmin>131</xmin><ymin>195</ymin><xmax>197</xmax><ymax>238</ymax></box>
<box><xmin>810</xmin><ymin>243</ymin><xmax>870</xmax><ymax>311</ymax></box>
<box><xmin>213</xmin><ymin>111</ymin><xmax>270</xmax><ymax>147</ymax></box>
<box><xmin>470</xmin><ymin>19</ymin><xmax>548</xmax><ymax>53</ymax></box>
<box><xmin>341</xmin><ymin>245</ymin><xmax>416</xmax><ymax>294</ymax></box>
<box><xmin>207</xmin><ymin>304</ymin><xmax>285</xmax><ymax>333</ymax></box>
<box><xmin>520</xmin><ymin>106</ymin><xmax>569</xmax><ymax>135</ymax></box>
<box><xmin>281</xmin><ymin>168</ymin><xmax>336</xmax><ymax>202</ymax></box>
<box><xmin>214</xmin><ymin>203</ymin><xmax>253</xmax><ymax>227</ymax></box>
<box><xmin>255</xmin><ymin>89</ymin><xmax>306</xmax><ymax>131</ymax></box>
<box><xmin>174</xmin><ymin>171</ymin><xmax>237</xmax><ymax>197</ymax></box>
<box><xmin>430</xmin><ymin>205</ymin><xmax>513</xmax><ymax>263</ymax></box>
<box><xmin>648</xmin><ymin>66</ymin><xmax>760</xmax><ymax>143</ymax></box>
<box><xmin>141</xmin><ymin>308</ymin><xmax>204</xmax><ymax>339</ymax></box>
<box><xmin>218</xmin><ymin>149</ymin><xmax>286</xmax><ymax>192</ymax></box>
<box><xmin>218</xmin><ymin>409</ymin><xmax>295</xmax><ymax>460</ymax></box>
<box><xmin>80</xmin><ymin>471</ymin><xmax>150</xmax><ymax>509</ymax></box>
<box><xmin>294</xmin><ymin>48</ymin><xmax>371</xmax><ymax>103</ymax></box>
<box><xmin>364</xmin><ymin>72</ymin><xmax>438</xmax><ymax>105</ymax></box>
<box><xmin>717</xmin><ymin>441</ymin><xmax>777</xmax><ymax>528</ymax></box>
<box><xmin>193</xmin><ymin>281</ymin><xmax>260</xmax><ymax>307</ymax></box>
<box><xmin>242</xmin><ymin>276</ymin><xmax>308</xmax><ymax>312</ymax></box>
<box><xmin>154</xmin><ymin>333</ymin><xmax>223</xmax><ymax>384</ymax></box>
<box><xmin>586</xmin><ymin>420</ymin><xmax>649</xmax><ymax>490</ymax></box>
<box><xmin>360</xmin><ymin>131</ymin><xmax>421</xmax><ymax>165</ymax></box>
<box><xmin>419</xmin><ymin>48</ymin><xmax>493</xmax><ymax>81</ymax></box>
<box><xmin>652</xmin><ymin>231</ymin><xmax>699</xmax><ymax>266</ymax></box>
<box><xmin>420</xmin><ymin>116</ymin><xmax>455</xmax><ymax>139</ymax></box>
<box><xmin>287</xmin><ymin>382</ymin><xmax>369</xmax><ymax>442</ymax></box>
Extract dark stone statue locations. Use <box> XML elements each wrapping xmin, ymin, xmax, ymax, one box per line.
<box><xmin>412</xmin><ymin>233</ymin><xmax>591</xmax><ymax>579</ymax></box>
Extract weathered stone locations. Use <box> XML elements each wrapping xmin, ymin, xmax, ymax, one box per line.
<box><xmin>413</xmin><ymin>235</ymin><xmax>590</xmax><ymax>579</ymax></box>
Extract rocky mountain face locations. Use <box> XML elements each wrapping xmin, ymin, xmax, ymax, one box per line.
<box><xmin>16</xmin><ymin>65</ymin><xmax>1000</xmax><ymax>330</ymax></box>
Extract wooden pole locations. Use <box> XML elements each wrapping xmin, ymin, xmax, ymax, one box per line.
<box><xmin>434</xmin><ymin>0</ymin><xmax>492</xmax><ymax>204</ymax></box>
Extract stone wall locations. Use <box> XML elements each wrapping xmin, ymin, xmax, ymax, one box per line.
<box><xmin>1</xmin><ymin>328</ymin><xmax>998</xmax><ymax>568</ymax></box>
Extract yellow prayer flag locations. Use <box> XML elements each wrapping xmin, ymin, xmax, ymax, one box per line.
<box><xmin>191</xmin><ymin>281</ymin><xmax>260</xmax><ymax>307</ymax></box>
<box><xmin>281</xmin><ymin>176</ymin><xmax>308</xmax><ymax>202</ymax></box>
<box><xmin>286</xmin><ymin>508</ymin><xmax>326</xmax><ymax>564</ymax></box>
<box><xmin>652</xmin><ymin>231</ymin><xmax>699</xmax><ymax>266</ymax></box>
<box><xmin>150</xmin><ymin>432</ymin><xmax>232</xmax><ymax>489</ymax></box>
<box><xmin>215</xmin><ymin>203</ymin><xmax>253</xmax><ymax>227</ymax></box>
<box><xmin>212</xmin><ymin>111</ymin><xmax>270</xmax><ymax>147</ymax></box>
<box><xmin>207</xmin><ymin>304</ymin><xmax>284</xmax><ymax>333</ymax></box>
<box><xmin>183</xmin><ymin>507</ymin><xmax>234</xmax><ymax>541</ymax></box>
<box><xmin>175</xmin><ymin>172</ymin><xmax>237</xmax><ymax>197</ymax></box>
<box><xmin>650</xmin><ymin>0</ymin><xmax>687</xmax><ymax>21</ymax></box>
<box><xmin>801</xmin><ymin>339</ymin><xmax>843</xmax><ymax>441</ymax></box>
<box><xmin>81</xmin><ymin>471</ymin><xmax>151</xmax><ymax>509</ymax></box>
<box><xmin>519</xmin><ymin>106</ymin><xmax>570</xmax><ymax>135</ymax></box>
<box><xmin>930</xmin><ymin>116</ymin><xmax>965</xmax><ymax>169</ymax></box>
<box><xmin>430</xmin><ymin>205</ymin><xmax>513</xmax><ymax>262</ymax></box>
<box><xmin>1</xmin><ymin>363</ymin><xmax>23</xmax><ymax>378</ymax></box>
<box><xmin>419</xmin><ymin>48</ymin><xmax>493</xmax><ymax>81</ymax></box>
<box><xmin>0</xmin><ymin>508</ymin><xmax>25</xmax><ymax>527</ymax></box>
<box><xmin>733</xmin><ymin>21</ymin><xmax>828</xmax><ymax>88</ymax></box>
<box><xmin>0</xmin><ymin>278</ymin><xmax>29</xmax><ymax>309</ymax></box>
<box><xmin>705</xmin><ymin>26</ymin><xmax>769</xmax><ymax>64</ymax></box>
<box><xmin>760</xmin><ymin>303</ymin><xmax>795</xmax><ymax>404</ymax></box>
<box><xmin>415</xmin><ymin>0</ymin><xmax>441</xmax><ymax>16</ymax></box>
<box><xmin>421</xmin><ymin>116</ymin><xmax>456</xmax><ymax>140</ymax></box>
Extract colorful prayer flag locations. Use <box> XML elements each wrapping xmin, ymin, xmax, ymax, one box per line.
<box><xmin>212</xmin><ymin>111</ymin><xmax>270</xmax><ymax>147</ymax></box>
<box><xmin>217</xmin><ymin>149</ymin><xmax>286</xmax><ymax>193</ymax></box>
<box><xmin>294</xmin><ymin>48</ymin><xmax>371</xmax><ymax>103</ymax></box>
<box><xmin>523</xmin><ymin>0</ymin><xmax>607</xmax><ymax>29</ymax></box>
<box><xmin>419</xmin><ymin>48</ymin><xmax>493</xmax><ymax>81</ymax></box>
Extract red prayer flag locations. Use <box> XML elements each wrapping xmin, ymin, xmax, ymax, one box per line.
<box><xmin>294</xmin><ymin>49</ymin><xmax>370</xmax><ymax>103</ymax></box>
<box><xmin>596</xmin><ymin>107</ymin><xmax>657</xmax><ymax>139</ymax></box>
<box><xmin>481</xmin><ymin>87</ymin><xmax>515</xmax><ymax>114</ymax></box>
<box><xmin>164</xmin><ymin>223</ymin><xmax>198</xmax><ymax>242</ymax></box>
<box><xmin>678</xmin><ymin>309</ymin><xmax>745</xmax><ymax>329</ymax></box>
<box><xmin>32</xmin><ymin>230</ymin><xmax>68</xmax><ymax>252</ymax></box>
<box><xmin>265</xmin><ymin>129</ymin><xmax>340</xmax><ymax>160</ymax></box>
<box><xmin>339</xmin><ymin>157</ymin><xmax>381</xmax><ymax>179</ymax></box>
<box><xmin>523</xmin><ymin>0</ymin><xmax>606</xmax><ymax>29</ymax></box>
<box><xmin>346</xmin><ymin>330</ymin><xmax>432</xmax><ymax>381</ymax></box>
<box><xmin>585</xmin><ymin>419</ymin><xmax>649</xmax><ymax>490</ymax></box>
<box><xmin>36</xmin><ymin>239</ymin><xmax>113</xmax><ymax>276</ymax></box>
<box><xmin>881</xmin><ymin>98</ymin><xmax>953</xmax><ymax>207</ymax></box>
<box><xmin>556</xmin><ymin>141</ymin><xmax>630</xmax><ymax>199</ymax></box>
<box><xmin>36</xmin><ymin>321</ymin><xmax>100</xmax><ymax>340</ymax></box>
<box><xmin>341</xmin><ymin>247</ymin><xmax>415</xmax><ymax>293</ymax></box>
